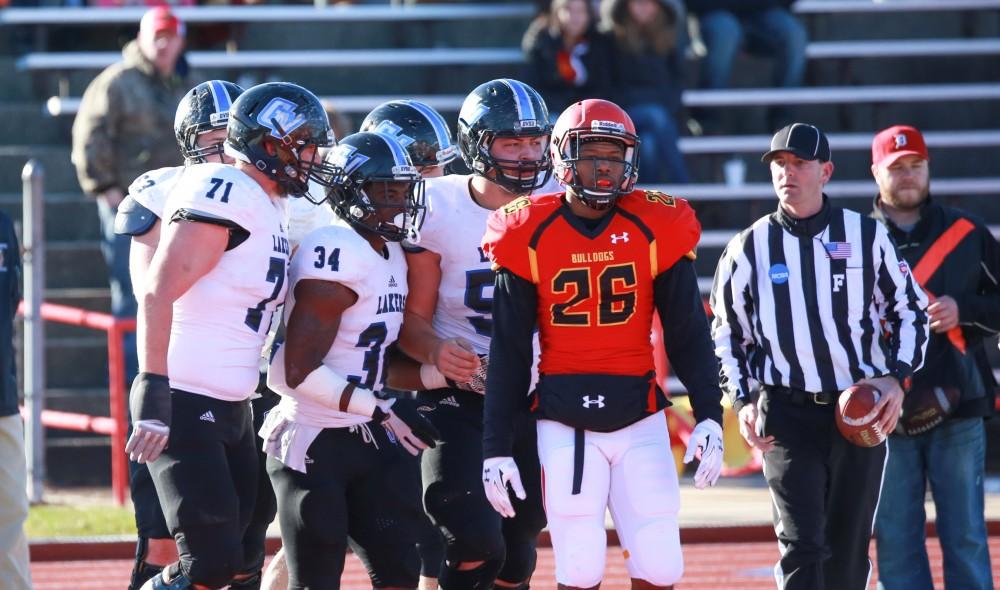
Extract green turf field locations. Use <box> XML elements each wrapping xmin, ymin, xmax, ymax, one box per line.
<box><xmin>26</xmin><ymin>504</ymin><xmax>136</xmax><ymax>538</ymax></box>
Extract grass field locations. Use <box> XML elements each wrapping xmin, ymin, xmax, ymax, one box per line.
<box><xmin>26</xmin><ymin>504</ymin><xmax>136</xmax><ymax>538</ymax></box>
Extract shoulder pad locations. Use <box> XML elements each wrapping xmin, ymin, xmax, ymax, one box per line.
<box><xmin>481</xmin><ymin>194</ymin><xmax>561</xmax><ymax>282</ymax></box>
<box><xmin>113</xmin><ymin>195</ymin><xmax>158</xmax><ymax>236</ymax></box>
<box><xmin>621</xmin><ymin>190</ymin><xmax>700</xmax><ymax>273</ymax></box>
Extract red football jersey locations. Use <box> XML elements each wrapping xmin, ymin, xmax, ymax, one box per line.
<box><xmin>483</xmin><ymin>189</ymin><xmax>700</xmax><ymax>377</ymax></box>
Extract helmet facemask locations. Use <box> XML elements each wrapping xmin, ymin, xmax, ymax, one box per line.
<box><xmin>475</xmin><ymin>130</ymin><xmax>553</xmax><ymax>195</ymax></box>
<box><xmin>262</xmin><ymin>120</ymin><xmax>338</xmax><ymax>198</ymax></box>
<box><xmin>557</xmin><ymin>124</ymin><xmax>640</xmax><ymax>210</ymax></box>
<box><xmin>329</xmin><ymin>168</ymin><xmax>426</xmax><ymax>243</ymax></box>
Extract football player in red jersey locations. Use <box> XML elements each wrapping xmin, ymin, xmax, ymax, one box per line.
<box><xmin>481</xmin><ymin>99</ymin><xmax>725</xmax><ymax>590</ymax></box>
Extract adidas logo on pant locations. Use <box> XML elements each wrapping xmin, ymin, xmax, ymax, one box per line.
<box><xmin>199</xmin><ymin>411</ymin><xmax>216</xmax><ymax>423</ymax></box>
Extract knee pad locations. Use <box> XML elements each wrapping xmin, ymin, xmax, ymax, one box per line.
<box><xmin>228</xmin><ymin>570</ymin><xmax>262</xmax><ymax>590</ymax></box>
<box><xmin>443</xmin><ymin>528</ymin><xmax>506</xmax><ymax>565</ymax></box>
<box><xmin>496</xmin><ymin>540</ymin><xmax>536</xmax><ymax>585</ymax></box>
<box><xmin>439</xmin><ymin>559</ymin><xmax>503</xmax><ymax>590</ymax></box>
<box><xmin>625</xmin><ymin>518</ymin><xmax>683</xmax><ymax>586</ymax></box>
<box><xmin>139</xmin><ymin>571</ymin><xmax>191</xmax><ymax>590</ymax></box>
<box><xmin>179</xmin><ymin>546</ymin><xmax>242</xmax><ymax>588</ymax></box>
<box><xmin>550</xmin><ymin>516</ymin><xmax>607</xmax><ymax>588</ymax></box>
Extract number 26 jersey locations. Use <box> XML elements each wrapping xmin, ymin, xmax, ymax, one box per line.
<box><xmin>161</xmin><ymin>163</ymin><xmax>290</xmax><ymax>402</ymax></box>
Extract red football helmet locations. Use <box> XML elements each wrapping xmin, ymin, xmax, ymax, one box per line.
<box><xmin>550</xmin><ymin>99</ymin><xmax>640</xmax><ymax>209</ymax></box>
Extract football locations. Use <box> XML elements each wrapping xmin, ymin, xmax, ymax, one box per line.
<box><xmin>898</xmin><ymin>386</ymin><xmax>960</xmax><ymax>435</ymax></box>
<box><xmin>835</xmin><ymin>383</ymin><xmax>887</xmax><ymax>447</ymax></box>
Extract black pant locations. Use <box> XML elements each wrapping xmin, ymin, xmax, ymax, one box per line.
<box><xmin>243</xmin><ymin>391</ymin><xmax>280</xmax><ymax>576</ymax></box>
<box><xmin>418</xmin><ymin>389</ymin><xmax>546</xmax><ymax>583</ymax></box>
<box><xmin>267</xmin><ymin>423</ymin><xmax>422</xmax><ymax>590</ymax></box>
<box><xmin>148</xmin><ymin>390</ymin><xmax>259</xmax><ymax>589</ymax></box>
<box><xmin>759</xmin><ymin>389</ymin><xmax>887</xmax><ymax>590</ymax></box>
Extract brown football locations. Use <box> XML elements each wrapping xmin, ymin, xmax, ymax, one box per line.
<box><xmin>835</xmin><ymin>384</ymin><xmax>887</xmax><ymax>447</ymax></box>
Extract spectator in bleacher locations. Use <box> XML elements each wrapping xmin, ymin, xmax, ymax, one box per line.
<box><xmin>0</xmin><ymin>211</ymin><xmax>28</xmax><ymax>590</ymax></box>
<box><xmin>71</xmin><ymin>6</ymin><xmax>188</xmax><ymax>385</ymax></box>
<box><xmin>685</xmin><ymin>0</ymin><xmax>807</xmax><ymax>133</ymax></box>
<box><xmin>522</xmin><ymin>0</ymin><xmax>615</xmax><ymax>117</ymax></box>
<box><xmin>603</xmin><ymin>0</ymin><xmax>690</xmax><ymax>183</ymax></box>
<box><xmin>870</xmin><ymin>125</ymin><xmax>998</xmax><ymax>590</ymax></box>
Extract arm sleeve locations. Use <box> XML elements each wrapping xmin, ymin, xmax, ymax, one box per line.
<box><xmin>709</xmin><ymin>234</ymin><xmax>757</xmax><ymax>411</ymax></box>
<box><xmin>953</xmin><ymin>223</ymin><xmax>1000</xmax><ymax>336</ymax></box>
<box><xmin>654</xmin><ymin>258</ymin><xmax>723</xmax><ymax>425</ymax></box>
<box><xmin>72</xmin><ymin>74</ymin><xmax>123</xmax><ymax>195</ymax></box>
<box><xmin>875</xmin><ymin>225</ymin><xmax>930</xmax><ymax>381</ymax></box>
<box><xmin>483</xmin><ymin>268</ymin><xmax>538</xmax><ymax>459</ymax></box>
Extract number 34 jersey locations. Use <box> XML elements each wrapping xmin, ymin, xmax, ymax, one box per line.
<box><xmin>482</xmin><ymin>190</ymin><xmax>700</xmax><ymax>377</ymax></box>
<box><xmin>407</xmin><ymin>173</ymin><xmax>561</xmax><ymax>355</ymax></box>
<box><xmin>279</xmin><ymin>220</ymin><xmax>408</xmax><ymax>428</ymax></box>
<box><xmin>161</xmin><ymin>163</ymin><xmax>290</xmax><ymax>402</ymax></box>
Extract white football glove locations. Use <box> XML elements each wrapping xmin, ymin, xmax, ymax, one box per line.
<box><xmin>125</xmin><ymin>420</ymin><xmax>170</xmax><ymax>464</ymax></box>
<box><xmin>482</xmin><ymin>456</ymin><xmax>525</xmax><ymax>518</ymax></box>
<box><xmin>683</xmin><ymin>418</ymin><xmax>724</xmax><ymax>489</ymax></box>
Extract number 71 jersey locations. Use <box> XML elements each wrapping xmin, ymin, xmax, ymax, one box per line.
<box><xmin>482</xmin><ymin>190</ymin><xmax>700</xmax><ymax>377</ymax></box>
<box><xmin>161</xmin><ymin>163</ymin><xmax>290</xmax><ymax>402</ymax></box>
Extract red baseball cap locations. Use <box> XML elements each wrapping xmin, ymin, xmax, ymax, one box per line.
<box><xmin>872</xmin><ymin>125</ymin><xmax>928</xmax><ymax>169</ymax></box>
<box><xmin>140</xmin><ymin>7</ymin><xmax>185</xmax><ymax>38</ymax></box>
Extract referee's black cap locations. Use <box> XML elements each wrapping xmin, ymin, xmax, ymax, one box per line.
<box><xmin>761</xmin><ymin>123</ymin><xmax>831</xmax><ymax>163</ymax></box>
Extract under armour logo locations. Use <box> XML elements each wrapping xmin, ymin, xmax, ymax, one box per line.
<box><xmin>582</xmin><ymin>395</ymin><xmax>606</xmax><ymax>409</ymax></box>
<box><xmin>832</xmin><ymin>274</ymin><xmax>845</xmax><ymax>292</ymax></box>
<box><xmin>610</xmin><ymin>232</ymin><xmax>629</xmax><ymax>244</ymax></box>
<box><xmin>894</xmin><ymin>134</ymin><xmax>908</xmax><ymax>149</ymax></box>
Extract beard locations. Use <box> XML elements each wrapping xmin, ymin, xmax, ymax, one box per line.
<box><xmin>884</xmin><ymin>181</ymin><xmax>929</xmax><ymax>212</ymax></box>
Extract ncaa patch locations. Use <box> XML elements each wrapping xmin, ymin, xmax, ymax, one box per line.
<box><xmin>898</xmin><ymin>260</ymin><xmax>910</xmax><ymax>276</ymax></box>
<box><xmin>769</xmin><ymin>263</ymin><xmax>789</xmax><ymax>284</ymax></box>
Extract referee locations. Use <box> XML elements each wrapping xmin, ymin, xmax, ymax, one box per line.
<box><xmin>710</xmin><ymin>123</ymin><xmax>929</xmax><ymax>590</ymax></box>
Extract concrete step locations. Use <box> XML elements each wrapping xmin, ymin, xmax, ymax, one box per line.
<box><xmin>0</xmin><ymin>192</ymin><xmax>99</xmax><ymax>241</ymax></box>
<box><xmin>46</xmin><ymin>241</ymin><xmax>107</xmax><ymax>290</ymax></box>
<box><xmin>0</xmin><ymin>145</ymin><xmax>78</xmax><ymax>194</ymax></box>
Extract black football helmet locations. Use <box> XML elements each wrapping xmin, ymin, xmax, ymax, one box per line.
<box><xmin>457</xmin><ymin>78</ymin><xmax>552</xmax><ymax>194</ymax></box>
<box><xmin>323</xmin><ymin>132</ymin><xmax>425</xmax><ymax>242</ymax></box>
<box><xmin>226</xmin><ymin>82</ymin><xmax>337</xmax><ymax>197</ymax></box>
<box><xmin>174</xmin><ymin>80</ymin><xmax>245</xmax><ymax>164</ymax></box>
<box><xmin>360</xmin><ymin>100</ymin><xmax>458</xmax><ymax>170</ymax></box>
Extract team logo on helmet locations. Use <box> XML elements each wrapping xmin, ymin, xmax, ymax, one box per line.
<box><xmin>329</xmin><ymin>144</ymin><xmax>370</xmax><ymax>175</ymax></box>
<box><xmin>257</xmin><ymin>97</ymin><xmax>307</xmax><ymax>141</ymax></box>
<box><xmin>370</xmin><ymin>120</ymin><xmax>416</xmax><ymax>149</ymax></box>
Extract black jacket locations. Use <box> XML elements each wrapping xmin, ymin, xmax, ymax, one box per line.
<box><xmin>0</xmin><ymin>212</ymin><xmax>21</xmax><ymax>417</ymax></box>
<box><xmin>684</xmin><ymin>0</ymin><xmax>794</xmax><ymax>16</ymax></box>
<box><xmin>522</xmin><ymin>21</ymin><xmax>616</xmax><ymax>115</ymax></box>
<box><xmin>872</xmin><ymin>197</ymin><xmax>1000</xmax><ymax>419</ymax></box>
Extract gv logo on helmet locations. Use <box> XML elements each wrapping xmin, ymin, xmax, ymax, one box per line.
<box><xmin>371</xmin><ymin>120</ymin><xmax>415</xmax><ymax>148</ymax></box>
<box><xmin>258</xmin><ymin>97</ymin><xmax>307</xmax><ymax>141</ymax></box>
<box><xmin>329</xmin><ymin>144</ymin><xmax>370</xmax><ymax>175</ymax></box>
<box><xmin>582</xmin><ymin>395</ymin><xmax>606</xmax><ymax>409</ymax></box>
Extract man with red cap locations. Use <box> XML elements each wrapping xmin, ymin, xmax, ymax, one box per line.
<box><xmin>870</xmin><ymin>125</ymin><xmax>999</xmax><ymax>590</ymax></box>
<box><xmin>72</xmin><ymin>5</ymin><xmax>188</xmax><ymax>400</ymax></box>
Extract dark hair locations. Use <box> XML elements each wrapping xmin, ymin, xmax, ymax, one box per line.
<box><xmin>605</xmin><ymin>0</ymin><xmax>679</xmax><ymax>56</ymax></box>
<box><xmin>547</xmin><ymin>0</ymin><xmax>599</xmax><ymax>39</ymax></box>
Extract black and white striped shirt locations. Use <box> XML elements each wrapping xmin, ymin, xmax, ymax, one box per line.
<box><xmin>710</xmin><ymin>198</ymin><xmax>929</xmax><ymax>409</ymax></box>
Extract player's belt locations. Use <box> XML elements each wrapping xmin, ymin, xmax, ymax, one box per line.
<box><xmin>765</xmin><ymin>385</ymin><xmax>835</xmax><ymax>406</ymax></box>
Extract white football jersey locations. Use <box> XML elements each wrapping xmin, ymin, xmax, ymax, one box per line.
<box><xmin>408</xmin><ymin>173</ymin><xmax>561</xmax><ymax>354</ymax></box>
<box><xmin>276</xmin><ymin>219</ymin><xmax>408</xmax><ymax>428</ymax></box>
<box><xmin>128</xmin><ymin>166</ymin><xmax>185</xmax><ymax>219</ymax></box>
<box><xmin>286</xmin><ymin>179</ymin><xmax>336</xmax><ymax>250</ymax></box>
<box><xmin>161</xmin><ymin>163</ymin><xmax>290</xmax><ymax>402</ymax></box>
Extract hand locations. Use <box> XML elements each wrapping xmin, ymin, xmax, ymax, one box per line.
<box><xmin>737</xmin><ymin>403</ymin><xmax>774</xmax><ymax>453</ymax></box>
<box><xmin>861</xmin><ymin>375</ymin><xmax>904</xmax><ymax>435</ymax></box>
<box><xmin>446</xmin><ymin>354</ymin><xmax>489</xmax><ymax>395</ymax></box>
<box><xmin>125</xmin><ymin>373</ymin><xmax>172</xmax><ymax>463</ymax></box>
<box><xmin>374</xmin><ymin>398</ymin><xmax>440</xmax><ymax>456</ymax></box>
<box><xmin>430</xmin><ymin>337</ymin><xmax>480</xmax><ymax>383</ymax></box>
<box><xmin>98</xmin><ymin>187</ymin><xmax>125</xmax><ymax>209</ymax></box>
<box><xmin>683</xmin><ymin>419</ymin><xmax>724</xmax><ymax>489</ymax></box>
<box><xmin>928</xmin><ymin>295</ymin><xmax>959</xmax><ymax>333</ymax></box>
<box><xmin>482</xmin><ymin>456</ymin><xmax>525</xmax><ymax>518</ymax></box>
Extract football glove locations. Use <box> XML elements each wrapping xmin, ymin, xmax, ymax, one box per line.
<box><xmin>373</xmin><ymin>397</ymin><xmax>440</xmax><ymax>456</ymax></box>
<box><xmin>446</xmin><ymin>354</ymin><xmax>489</xmax><ymax>395</ymax></box>
<box><xmin>683</xmin><ymin>418</ymin><xmax>724</xmax><ymax>489</ymax></box>
<box><xmin>482</xmin><ymin>456</ymin><xmax>526</xmax><ymax>518</ymax></box>
<box><xmin>125</xmin><ymin>373</ymin><xmax>172</xmax><ymax>464</ymax></box>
